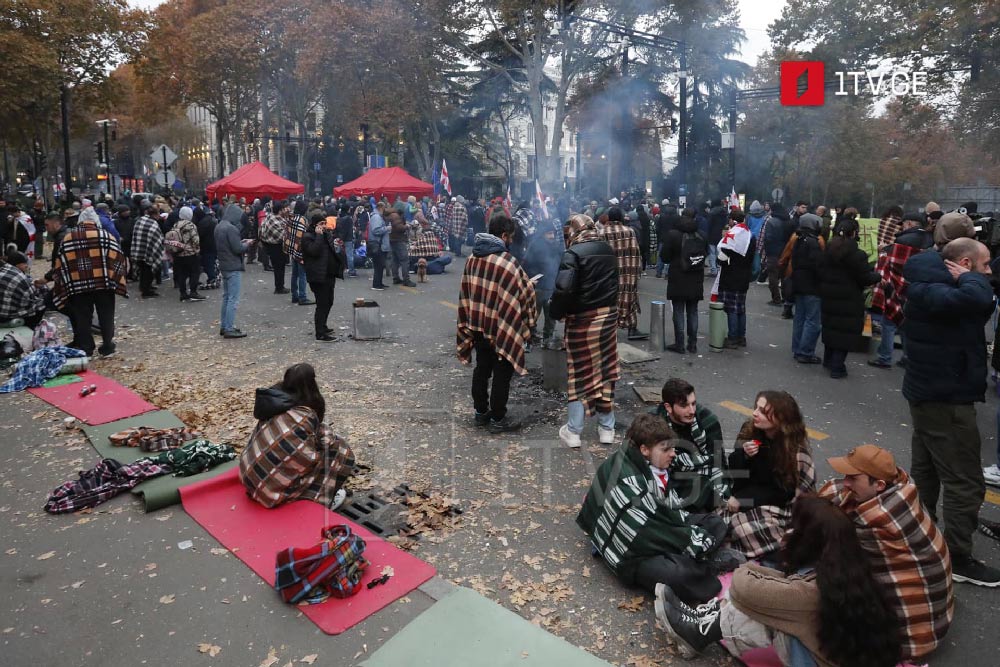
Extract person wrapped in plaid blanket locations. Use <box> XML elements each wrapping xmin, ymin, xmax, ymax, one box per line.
<box><xmin>725</xmin><ymin>391</ymin><xmax>816</xmax><ymax>558</ymax></box>
<box><xmin>52</xmin><ymin>209</ymin><xmax>128</xmax><ymax>356</ymax></box>
<box><xmin>0</xmin><ymin>254</ymin><xmax>48</xmax><ymax>327</ymax></box>
<box><xmin>240</xmin><ymin>364</ymin><xmax>355</xmax><ymax>509</ymax></box>
<box><xmin>601</xmin><ymin>206</ymin><xmax>645</xmax><ymax>339</ymax></box>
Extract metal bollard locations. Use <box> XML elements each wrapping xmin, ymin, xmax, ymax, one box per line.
<box><xmin>649</xmin><ymin>300</ymin><xmax>666</xmax><ymax>351</ymax></box>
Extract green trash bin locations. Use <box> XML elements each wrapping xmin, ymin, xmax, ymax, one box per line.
<box><xmin>709</xmin><ymin>300</ymin><xmax>726</xmax><ymax>353</ymax></box>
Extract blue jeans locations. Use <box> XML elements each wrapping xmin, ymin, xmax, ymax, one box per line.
<box><xmin>787</xmin><ymin>636</ymin><xmax>818</xmax><ymax>667</ymax></box>
<box><xmin>727</xmin><ymin>311</ymin><xmax>746</xmax><ymax>338</ymax></box>
<box><xmin>410</xmin><ymin>254</ymin><xmax>452</xmax><ymax>275</ymax></box>
<box><xmin>791</xmin><ymin>294</ymin><xmax>822</xmax><ymax>357</ymax></box>
<box><xmin>200</xmin><ymin>251</ymin><xmax>218</xmax><ymax>283</ymax></box>
<box><xmin>707</xmin><ymin>244</ymin><xmax>718</xmax><ymax>274</ymax></box>
<box><xmin>345</xmin><ymin>241</ymin><xmax>356</xmax><ymax>274</ymax></box>
<box><xmin>876</xmin><ymin>314</ymin><xmax>902</xmax><ymax>364</ymax></box>
<box><xmin>220</xmin><ymin>270</ymin><xmax>241</xmax><ymax>332</ymax></box>
<box><xmin>567</xmin><ymin>401</ymin><xmax>614</xmax><ymax>435</ymax></box>
<box><xmin>449</xmin><ymin>235</ymin><xmax>464</xmax><ymax>256</ymax></box>
<box><xmin>290</xmin><ymin>261</ymin><xmax>307</xmax><ymax>301</ymax></box>
<box><xmin>655</xmin><ymin>242</ymin><xmax>667</xmax><ymax>276</ymax></box>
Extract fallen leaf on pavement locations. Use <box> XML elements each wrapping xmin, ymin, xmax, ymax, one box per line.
<box><xmin>70</xmin><ymin>581</ymin><xmax>84</xmax><ymax>589</ymax></box>
<box><xmin>299</xmin><ymin>655</ymin><xmax>318</xmax><ymax>664</ymax></box>
<box><xmin>259</xmin><ymin>648</ymin><xmax>279</xmax><ymax>667</ymax></box>
<box><xmin>197</xmin><ymin>643</ymin><xmax>222</xmax><ymax>657</ymax></box>
<box><xmin>159</xmin><ymin>594</ymin><xmax>176</xmax><ymax>604</ymax></box>
<box><xmin>618</xmin><ymin>596</ymin><xmax>645</xmax><ymax>613</ymax></box>
<box><xmin>36</xmin><ymin>551</ymin><xmax>55</xmax><ymax>561</ymax></box>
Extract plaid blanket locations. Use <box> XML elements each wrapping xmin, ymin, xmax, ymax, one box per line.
<box><xmin>0</xmin><ymin>346</ymin><xmax>86</xmax><ymax>393</ymax></box>
<box><xmin>51</xmin><ymin>221</ymin><xmax>128</xmax><ymax>309</ymax></box>
<box><xmin>109</xmin><ymin>426</ymin><xmax>202</xmax><ymax>453</ymax></box>
<box><xmin>259</xmin><ymin>212</ymin><xmax>286</xmax><ymax>245</ymax></box>
<box><xmin>444</xmin><ymin>202</ymin><xmax>468</xmax><ymax>239</ymax></box>
<box><xmin>457</xmin><ymin>242</ymin><xmax>537</xmax><ymax>375</ymax></box>
<box><xmin>720</xmin><ymin>289</ymin><xmax>747</xmax><ymax>316</ymax></box>
<box><xmin>148</xmin><ymin>440</ymin><xmax>236</xmax><ymax>477</ymax></box>
<box><xmin>565</xmin><ymin>305</ymin><xmax>620</xmax><ymax>414</ymax></box>
<box><xmin>727</xmin><ymin>447</ymin><xmax>816</xmax><ymax>558</ymax></box>
<box><xmin>240</xmin><ymin>407</ymin><xmax>355</xmax><ymax>509</ymax></box>
<box><xmin>131</xmin><ymin>215</ymin><xmax>164</xmax><ymax>270</ymax></box>
<box><xmin>819</xmin><ymin>472</ymin><xmax>953</xmax><ymax>659</ymax></box>
<box><xmin>44</xmin><ymin>458</ymin><xmax>171</xmax><ymax>514</ymax></box>
<box><xmin>284</xmin><ymin>214</ymin><xmax>309</xmax><ymax>263</ymax></box>
<box><xmin>274</xmin><ymin>525</ymin><xmax>369</xmax><ymax>604</ymax></box>
<box><xmin>877</xmin><ymin>213</ymin><xmax>902</xmax><ymax>250</ymax></box>
<box><xmin>601</xmin><ymin>223</ymin><xmax>642</xmax><ymax>329</ymax></box>
<box><xmin>409</xmin><ymin>228</ymin><xmax>442</xmax><ymax>258</ymax></box>
<box><xmin>0</xmin><ymin>262</ymin><xmax>46</xmax><ymax>322</ymax></box>
<box><xmin>871</xmin><ymin>241</ymin><xmax>921</xmax><ymax>326</ymax></box>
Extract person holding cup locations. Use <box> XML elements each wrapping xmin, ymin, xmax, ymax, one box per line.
<box><xmin>725</xmin><ymin>390</ymin><xmax>817</xmax><ymax>559</ymax></box>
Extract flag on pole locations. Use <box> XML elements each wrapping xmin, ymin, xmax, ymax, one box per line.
<box><xmin>440</xmin><ymin>159</ymin><xmax>452</xmax><ymax>196</ymax></box>
<box><xmin>504</xmin><ymin>184</ymin><xmax>512</xmax><ymax>216</ymax></box>
<box><xmin>730</xmin><ymin>186</ymin><xmax>739</xmax><ymax>210</ymax></box>
<box><xmin>535</xmin><ymin>179</ymin><xmax>549</xmax><ymax>219</ymax></box>
<box><xmin>431</xmin><ymin>163</ymin><xmax>440</xmax><ymax>197</ymax></box>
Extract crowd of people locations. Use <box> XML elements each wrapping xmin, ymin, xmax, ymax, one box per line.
<box><xmin>3</xmin><ymin>186</ymin><xmax>1000</xmax><ymax>666</ymax></box>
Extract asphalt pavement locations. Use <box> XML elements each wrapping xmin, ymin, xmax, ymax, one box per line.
<box><xmin>1</xmin><ymin>257</ymin><xmax>997</xmax><ymax>666</ymax></box>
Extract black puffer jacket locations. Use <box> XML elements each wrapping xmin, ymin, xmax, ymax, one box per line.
<box><xmin>790</xmin><ymin>229</ymin><xmax>824</xmax><ymax>296</ymax></box>
<box><xmin>717</xmin><ymin>230</ymin><xmax>756</xmax><ymax>293</ymax></box>
<box><xmin>656</xmin><ymin>206</ymin><xmax>680</xmax><ymax>244</ymax></box>
<box><xmin>302</xmin><ymin>227</ymin><xmax>345</xmax><ymax>283</ymax></box>
<box><xmin>662</xmin><ymin>215</ymin><xmax>706</xmax><ymax>302</ymax></box>
<box><xmin>253</xmin><ymin>387</ymin><xmax>297</xmax><ymax>421</ymax></box>
<box><xmin>818</xmin><ymin>237</ymin><xmax>879</xmax><ymax>349</ymax></box>
<box><xmin>550</xmin><ymin>239</ymin><xmax>618</xmax><ymax>319</ymax></box>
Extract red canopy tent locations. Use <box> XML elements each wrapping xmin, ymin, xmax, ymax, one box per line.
<box><xmin>333</xmin><ymin>167</ymin><xmax>433</xmax><ymax>201</ymax></box>
<box><xmin>205</xmin><ymin>161</ymin><xmax>305</xmax><ymax>201</ymax></box>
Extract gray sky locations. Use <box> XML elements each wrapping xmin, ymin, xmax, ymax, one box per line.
<box><xmin>128</xmin><ymin>0</ymin><xmax>786</xmax><ymax>66</ymax></box>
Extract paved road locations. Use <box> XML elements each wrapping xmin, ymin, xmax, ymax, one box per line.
<box><xmin>1</xmin><ymin>258</ymin><xmax>996</xmax><ymax>666</ymax></box>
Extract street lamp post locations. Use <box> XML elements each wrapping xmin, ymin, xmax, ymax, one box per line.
<box><xmin>95</xmin><ymin>119</ymin><xmax>118</xmax><ymax>200</ymax></box>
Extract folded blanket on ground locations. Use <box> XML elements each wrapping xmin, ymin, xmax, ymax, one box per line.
<box><xmin>274</xmin><ymin>525</ymin><xmax>370</xmax><ymax>605</ymax></box>
<box><xmin>109</xmin><ymin>426</ymin><xmax>202</xmax><ymax>452</ymax></box>
<box><xmin>146</xmin><ymin>440</ymin><xmax>236</xmax><ymax>477</ymax></box>
<box><xmin>0</xmin><ymin>346</ymin><xmax>85</xmax><ymax>393</ymax></box>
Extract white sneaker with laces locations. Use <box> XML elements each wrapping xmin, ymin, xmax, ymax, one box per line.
<box><xmin>984</xmin><ymin>464</ymin><xmax>1000</xmax><ymax>487</ymax></box>
<box><xmin>559</xmin><ymin>424</ymin><xmax>581</xmax><ymax>448</ymax></box>
<box><xmin>598</xmin><ymin>425</ymin><xmax>616</xmax><ymax>445</ymax></box>
<box><xmin>330</xmin><ymin>488</ymin><xmax>347</xmax><ymax>510</ymax></box>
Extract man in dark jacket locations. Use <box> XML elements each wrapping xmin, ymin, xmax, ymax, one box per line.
<box><xmin>337</xmin><ymin>202</ymin><xmax>357</xmax><ymax>278</ymax></box>
<box><xmin>789</xmin><ymin>213</ymin><xmax>825</xmax><ymax>363</ymax></box>
<box><xmin>522</xmin><ymin>221</ymin><xmax>563</xmax><ymax>347</ymax></box>
<box><xmin>902</xmin><ymin>237</ymin><xmax>1000</xmax><ymax>586</ymax></box>
<box><xmin>194</xmin><ymin>207</ymin><xmax>219</xmax><ymax>289</ymax></box>
<box><xmin>302</xmin><ymin>212</ymin><xmax>345</xmax><ymax>342</ymax></box>
<box><xmin>661</xmin><ymin>208</ymin><xmax>706</xmax><ymax>353</ymax></box>
<box><xmin>705</xmin><ymin>200</ymin><xmax>727</xmax><ymax>276</ymax></box>
<box><xmin>762</xmin><ymin>206</ymin><xmax>793</xmax><ymax>312</ymax></box>
<box><xmin>655</xmin><ymin>203</ymin><xmax>680</xmax><ymax>279</ymax></box>
<box><xmin>386</xmin><ymin>209</ymin><xmax>415</xmax><ymax>287</ymax></box>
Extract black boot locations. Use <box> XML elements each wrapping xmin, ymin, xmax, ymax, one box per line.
<box><xmin>627</xmin><ymin>327</ymin><xmax>649</xmax><ymax>341</ymax></box>
<box><xmin>781</xmin><ymin>304</ymin><xmax>793</xmax><ymax>319</ymax></box>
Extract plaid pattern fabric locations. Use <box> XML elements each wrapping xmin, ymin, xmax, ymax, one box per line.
<box><xmin>727</xmin><ymin>449</ymin><xmax>816</xmax><ymax>558</ymax></box>
<box><xmin>240</xmin><ymin>407</ymin><xmax>355</xmax><ymax>509</ymax></box>
<box><xmin>109</xmin><ymin>426</ymin><xmax>202</xmax><ymax>453</ymax></box>
<box><xmin>284</xmin><ymin>215</ymin><xmax>308</xmax><ymax>263</ymax></box>
<box><xmin>409</xmin><ymin>228</ymin><xmax>442</xmax><ymax>258</ymax></box>
<box><xmin>51</xmin><ymin>221</ymin><xmax>128</xmax><ymax>309</ymax></box>
<box><xmin>876</xmin><ymin>214</ymin><xmax>902</xmax><ymax>250</ymax></box>
<box><xmin>274</xmin><ymin>525</ymin><xmax>369</xmax><ymax>604</ymax></box>
<box><xmin>565</xmin><ymin>305</ymin><xmax>620</xmax><ymax>415</ymax></box>
<box><xmin>457</xmin><ymin>247</ymin><xmax>538</xmax><ymax>375</ymax></box>
<box><xmin>601</xmin><ymin>223</ymin><xmax>642</xmax><ymax>329</ymax></box>
<box><xmin>0</xmin><ymin>262</ymin><xmax>46</xmax><ymax>321</ymax></box>
<box><xmin>147</xmin><ymin>440</ymin><xmax>235</xmax><ymax>477</ymax></box>
<box><xmin>819</xmin><ymin>472</ymin><xmax>953</xmax><ymax>659</ymax></box>
<box><xmin>444</xmin><ymin>202</ymin><xmax>468</xmax><ymax>239</ymax></box>
<box><xmin>259</xmin><ymin>212</ymin><xmax>286</xmax><ymax>245</ymax></box>
<box><xmin>719</xmin><ymin>289</ymin><xmax>747</xmax><ymax>316</ymax></box>
<box><xmin>131</xmin><ymin>215</ymin><xmax>164</xmax><ymax>271</ymax></box>
<box><xmin>44</xmin><ymin>458</ymin><xmax>171</xmax><ymax>514</ymax></box>
<box><xmin>871</xmin><ymin>242</ymin><xmax>921</xmax><ymax>326</ymax></box>
<box><xmin>0</xmin><ymin>346</ymin><xmax>86</xmax><ymax>393</ymax></box>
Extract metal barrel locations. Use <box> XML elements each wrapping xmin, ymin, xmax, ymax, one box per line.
<box><xmin>709</xmin><ymin>300</ymin><xmax>726</xmax><ymax>352</ymax></box>
<box><xmin>649</xmin><ymin>300</ymin><xmax>666</xmax><ymax>351</ymax></box>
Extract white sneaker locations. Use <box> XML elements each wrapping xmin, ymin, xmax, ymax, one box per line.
<box><xmin>330</xmin><ymin>488</ymin><xmax>347</xmax><ymax>510</ymax></box>
<box><xmin>984</xmin><ymin>465</ymin><xmax>1000</xmax><ymax>487</ymax></box>
<box><xmin>598</xmin><ymin>425</ymin><xmax>616</xmax><ymax>445</ymax></box>
<box><xmin>559</xmin><ymin>424</ymin><xmax>581</xmax><ymax>448</ymax></box>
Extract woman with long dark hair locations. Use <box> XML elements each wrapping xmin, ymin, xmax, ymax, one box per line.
<box><xmin>239</xmin><ymin>363</ymin><xmax>354</xmax><ymax>509</ymax></box>
<box><xmin>657</xmin><ymin>495</ymin><xmax>902</xmax><ymax>667</ymax></box>
<box><xmin>725</xmin><ymin>390</ymin><xmax>816</xmax><ymax>558</ymax></box>
<box><xmin>818</xmin><ymin>216</ymin><xmax>880</xmax><ymax>378</ymax></box>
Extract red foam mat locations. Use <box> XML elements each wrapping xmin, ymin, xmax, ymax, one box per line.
<box><xmin>27</xmin><ymin>370</ymin><xmax>157</xmax><ymax>425</ymax></box>
<box><xmin>179</xmin><ymin>468</ymin><xmax>437</xmax><ymax>635</ymax></box>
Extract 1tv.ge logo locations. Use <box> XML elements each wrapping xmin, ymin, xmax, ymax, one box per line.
<box><xmin>780</xmin><ymin>61</ymin><xmax>928</xmax><ymax>106</ymax></box>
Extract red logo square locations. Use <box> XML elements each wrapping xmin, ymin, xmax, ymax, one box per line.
<box><xmin>780</xmin><ymin>61</ymin><xmax>825</xmax><ymax>106</ymax></box>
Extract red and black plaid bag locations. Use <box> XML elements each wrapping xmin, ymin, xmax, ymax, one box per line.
<box><xmin>274</xmin><ymin>525</ymin><xmax>369</xmax><ymax>605</ymax></box>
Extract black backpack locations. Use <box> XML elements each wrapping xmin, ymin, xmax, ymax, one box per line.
<box><xmin>679</xmin><ymin>231</ymin><xmax>707</xmax><ymax>273</ymax></box>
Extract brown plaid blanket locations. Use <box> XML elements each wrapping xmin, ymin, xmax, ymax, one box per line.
<box><xmin>109</xmin><ymin>426</ymin><xmax>202</xmax><ymax>453</ymax></box>
<box><xmin>51</xmin><ymin>221</ymin><xmax>128</xmax><ymax>309</ymax></box>
<box><xmin>876</xmin><ymin>213</ymin><xmax>902</xmax><ymax>250</ymax></box>
<box><xmin>240</xmin><ymin>407</ymin><xmax>355</xmax><ymax>509</ymax></box>
<box><xmin>565</xmin><ymin>305</ymin><xmax>620</xmax><ymax>414</ymax></box>
<box><xmin>409</xmin><ymin>228</ymin><xmax>442</xmax><ymax>258</ymax></box>
<box><xmin>284</xmin><ymin>214</ymin><xmax>308</xmax><ymax>263</ymax></box>
<box><xmin>726</xmin><ymin>449</ymin><xmax>816</xmax><ymax>558</ymax></box>
<box><xmin>601</xmin><ymin>223</ymin><xmax>642</xmax><ymax>329</ymax></box>
<box><xmin>457</xmin><ymin>245</ymin><xmax>537</xmax><ymax>375</ymax></box>
<box><xmin>819</xmin><ymin>472</ymin><xmax>953</xmax><ymax>659</ymax></box>
<box><xmin>444</xmin><ymin>202</ymin><xmax>468</xmax><ymax>239</ymax></box>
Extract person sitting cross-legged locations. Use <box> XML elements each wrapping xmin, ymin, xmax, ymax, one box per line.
<box><xmin>408</xmin><ymin>213</ymin><xmax>452</xmax><ymax>276</ymax></box>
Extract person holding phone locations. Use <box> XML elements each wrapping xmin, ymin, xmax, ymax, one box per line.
<box><xmin>215</xmin><ymin>203</ymin><xmax>253</xmax><ymax>338</ymax></box>
<box><xmin>522</xmin><ymin>219</ymin><xmax>562</xmax><ymax>348</ymax></box>
<box><xmin>302</xmin><ymin>211</ymin><xmax>345</xmax><ymax>342</ymax></box>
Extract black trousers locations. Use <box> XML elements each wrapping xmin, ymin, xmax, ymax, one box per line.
<box><xmin>369</xmin><ymin>245</ymin><xmax>386</xmax><ymax>288</ymax></box>
<box><xmin>309</xmin><ymin>280</ymin><xmax>334</xmax><ymax>337</ymax></box>
<box><xmin>823</xmin><ymin>346</ymin><xmax>848</xmax><ymax>374</ymax></box>
<box><xmin>632</xmin><ymin>513</ymin><xmax>728</xmax><ymax>603</ymax></box>
<box><xmin>471</xmin><ymin>333</ymin><xmax>514</xmax><ymax>419</ymax></box>
<box><xmin>68</xmin><ymin>290</ymin><xmax>115</xmax><ymax>355</ymax></box>
<box><xmin>264</xmin><ymin>243</ymin><xmax>287</xmax><ymax>290</ymax></box>
<box><xmin>173</xmin><ymin>255</ymin><xmax>200</xmax><ymax>297</ymax></box>
<box><xmin>139</xmin><ymin>262</ymin><xmax>156</xmax><ymax>295</ymax></box>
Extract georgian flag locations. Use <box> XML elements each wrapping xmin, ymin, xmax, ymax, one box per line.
<box><xmin>504</xmin><ymin>184</ymin><xmax>512</xmax><ymax>216</ymax></box>
<box><xmin>535</xmin><ymin>179</ymin><xmax>548</xmax><ymax>219</ymax></box>
<box><xmin>440</xmin><ymin>159</ymin><xmax>452</xmax><ymax>196</ymax></box>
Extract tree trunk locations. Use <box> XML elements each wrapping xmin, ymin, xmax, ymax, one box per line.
<box><xmin>297</xmin><ymin>118</ymin><xmax>309</xmax><ymax>190</ymax></box>
<box><xmin>259</xmin><ymin>82</ymin><xmax>270</xmax><ymax>168</ymax></box>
